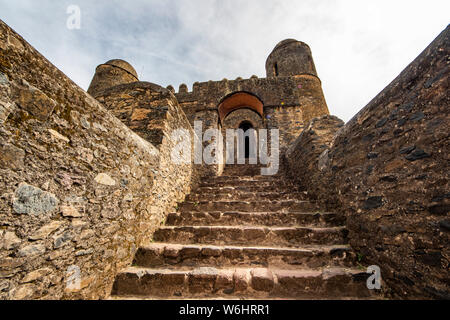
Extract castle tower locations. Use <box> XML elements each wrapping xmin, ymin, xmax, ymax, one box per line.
<box><xmin>263</xmin><ymin>39</ymin><xmax>329</xmax><ymax>145</ymax></box>
<box><xmin>87</xmin><ymin>59</ymin><xmax>139</xmax><ymax>97</ymax></box>
<box><xmin>265</xmin><ymin>39</ymin><xmax>318</xmax><ymax>78</ymax></box>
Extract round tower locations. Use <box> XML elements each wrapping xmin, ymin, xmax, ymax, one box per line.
<box><xmin>265</xmin><ymin>39</ymin><xmax>318</xmax><ymax>78</ymax></box>
<box><xmin>87</xmin><ymin>59</ymin><xmax>139</xmax><ymax>97</ymax></box>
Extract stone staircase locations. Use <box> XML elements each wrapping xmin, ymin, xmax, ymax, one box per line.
<box><xmin>110</xmin><ymin>165</ymin><xmax>376</xmax><ymax>299</ymax></box>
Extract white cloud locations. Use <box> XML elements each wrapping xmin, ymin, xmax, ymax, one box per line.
<box><xmin>0</xmin><ymin>0</ymin><xmax>448</xmax><ymax>121</ymax></box>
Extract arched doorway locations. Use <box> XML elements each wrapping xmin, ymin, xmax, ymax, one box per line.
<box><xmin>239</xmin><ymin>121</ymin><xmax>254</xmax><ymax>159</ymax></box>
<box><xmin>217</xmin><ymin>91</ymin><xmax>264</xmax><ymax>124</ymax></box>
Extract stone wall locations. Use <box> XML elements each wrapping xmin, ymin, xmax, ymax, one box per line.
<box><xmin>0</xmin><ymin>20</ymin><xmax>198</xmax><ymax>299</ymax></box>
<box><xmin>93</xmin><ymin>81</ymin><xmax>188</xmax><ymax>149</ymax></box>
<box><xmin>222</xmin><ymin>108</ymin><xmax>264</xmax><ymax>130</ymax></box>
<box><xmin>284</xmin><ymin>115</ymin><xmax>344</xmax><ymax>202</ymax></box>
<box><xmin>175</xmin><ymin>74</ymin><xmax>329</xmax><ymax>150</ymax></box>
<box><xmin>285</xmin><ymin>26</ymin><xmax>449</xmax><ymax>298</ymax></box>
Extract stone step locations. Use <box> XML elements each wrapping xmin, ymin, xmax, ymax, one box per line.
<box><xmin>133</xmin><ymin>243</ymin><xmax>355</xmax><ymax>269</ymax></box>
<box><xmin>179</xmin><ymin>200</ymin><xmax>319</xmax><ymax>213</ymax></box>
<box><xmin>111</xmin><ymin>266</ymin><xmax>373</xmax><ymax>299</ymax></box>
<box><xmin>153</xmin><ymin>226</ymin><xmax>348</xmax><ymax>247</ymax></box>
<box><xmin>166</xmin><ymin>211</ymin><xmax>343</xmax><ymax>227</ymax></box>
<box><xmin>187</xmin><ymin>191</ymin><xmax>307</xmax><ymax>202</ymax></box>
<box><xmin>109</xmin><ymin>295</ymin><xmax>381</xmax><ymax>300</ymax></box>
<box><xmin>221</xmin><ymin>165</ymin><xmax>265</xmax><ymax>176</ymax></box>
<box><xmin>198</xmin><ymin>185</ymin><xmax>298</xmax><ymax>193</ymax></box>
<box><xmin>200</xmin><ymin>180</ymin><xmax>295</xmax><ymax>188</ymax></box>
<box><xmin>201</xmin><ymin>175</ymin><xmax>281</xmax><ymax>184</ymax></box>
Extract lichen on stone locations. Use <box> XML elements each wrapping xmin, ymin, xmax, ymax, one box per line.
<box><xmin>12</xmin><ymin>183</ymin><xmax>59</xmax><ymax>215</ymax></box>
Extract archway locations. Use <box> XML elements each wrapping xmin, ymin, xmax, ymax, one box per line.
<box><xmin>218</xmin><ymin>92</ymin><xmax>264</xmax><ymax>124</ymax></box>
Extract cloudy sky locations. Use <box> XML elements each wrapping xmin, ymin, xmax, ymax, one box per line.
<box><xmin>1</xmin><ymin>0</ymin><xmax>448</xmax><ymax>121</ymax></box>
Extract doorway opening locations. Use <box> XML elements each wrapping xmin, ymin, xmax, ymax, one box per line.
<box><xmin>239</xmin><ymin>121</ymin><xmax>254</xmax><ymax>159</ymax></box>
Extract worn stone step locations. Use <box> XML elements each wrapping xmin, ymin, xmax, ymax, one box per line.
<box><xmin>109</xmin><ymin>295</ymin><xmax>381</xmax><ymax>300</ymax></box>
<box><xmin>179</xmin><ymin>200</ymin><xmax>319</xmax><ymax>213</ymax></box>
<box><xmin>221</xmin><ymin>165</ymin><xmax>266</xmax><ymax>176</ymax></box>
<box><xmin>198</xmin><ymin>185</ymin><xmax>298</xmax><ymax>193</ymax></box>
<box><xmin>187</xmin><ymin>191</ymin><xmax>307</xmax><ymax>202</ymax></box>
<box><xmin>166</xmin><ymin>211</ymin><xmax>343</xmax><ymax>227</ymax></box>
<box><xmin>202</xmin><ymin>175</ymin><xmax>279</xmax><ymax>183</ymax></box>
<box><xmin>111</xmin><ymin>266</ymin><xmax>373</xmax><ymax>299</ymax></box>
<box><xmin>133</xmin><ymin>243</ymin><xmax>355</xmax><ymax>269</ymax></box>
<box><xmin>200</xmin><ymin>180</ymin><xmax>293</xmax><ymax>188</ymax></box>
<box><xmin>153</xmin><ymin>226</ymin><xmax>348</xmax><ymax>247</ymax></box>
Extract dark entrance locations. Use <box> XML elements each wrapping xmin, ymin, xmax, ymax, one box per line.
<box><xmin>239</xmin><ymin>121</ymin><xmax>254</xmax><ymax>159</ymax></box>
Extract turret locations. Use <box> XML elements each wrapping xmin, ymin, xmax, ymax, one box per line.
<box><xmin>265</xmin><ymin>39</ymin><xmax>317</xmax><ymax>78</ymax></box>
<box><xmin>87</xmin><ymin>59</ymin><xmax>139</xmax><ymax>97</ymax></box>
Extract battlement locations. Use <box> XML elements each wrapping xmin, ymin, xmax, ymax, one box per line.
<box><xmin>173</xmin><ymin>73</ymin><xmax>324</xmax><ymax>108</ymax></box>
<box><xmin>170</xmin><ymin>72</ymin><xmax>321</xmax><ymax>96</ymax></box>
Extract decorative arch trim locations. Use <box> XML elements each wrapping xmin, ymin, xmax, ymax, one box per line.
<box><xmin>218</xmin><ymin>92</ymin><xmax>264</xmax><ymax>123</ymax></box>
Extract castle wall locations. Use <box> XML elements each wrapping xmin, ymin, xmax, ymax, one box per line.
<box><xmin>284</xmin><ymin>26</ymin><xmax>449</xmax><ymax>298</ymax></box>
<box><xmin>0</xmin><ymin>20</ymin><xmax>199</xmax><ymax>299</ymax></box>
<box><xmin>175</xmin><ymin>74</ymin><xmax>329</xmax><ymax>149</ymax></box>
<box><xmin>284</xmin><ymin>115</ymin><xmax>345</xmax><ymax>201</ymax></box>
<box><xmin>94</xmin><ymin>81</ymin><xmax>182</xmax><ymax>148</ymax></box>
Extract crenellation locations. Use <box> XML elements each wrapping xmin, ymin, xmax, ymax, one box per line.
<box><xmin>178</xmin><ymin>83</ymin><xmax>188</xmax><ymax>94</ymax></box>
<box><xmin>166</xmin><ymin>85</ymin><xmax>175</xmax><ymax>94</ymax></box>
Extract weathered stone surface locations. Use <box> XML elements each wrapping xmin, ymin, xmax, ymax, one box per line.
<box><xmin>0</xmin><ymin>100</ymin><xmax>15</xmax><ymax>123</ymax></box>
<box><xmin>215</xmin><ymin>269</ymin><xmax>234</xmax><ymax>292</ymax></box>
<box><xmin>11</xmin><ymin>284</ymin><xmax>35</xmax><ymax>299</ymax></box>
<box><xmin>48</xmin><ymin>129</ymin><xmax>70</xmax><ymax>143</ymax></box>
<box><xmin>94</xmin><ymin>173</ymin><xmax>116</xmax><ymax>186</ymax></box>
<box><xmin>189</xmin><ymin>267</ymin><xmax>217</xmax><ymax>294</ymax></box>
<box><xmin>17</xmin><ymin>244</ymin><xmax>46</xmax><ymax>257</ymax></box>
<box><xmin>284</xmin><ymin>26</ymin><xmax>450</xmax><ymax>299</ymax></box>
<box><xmin>29</xmin><ymin>221</ymin><xmax>63</xmax><ymax>240</ymax></box>
<box><xmin>60</xmin><ymin>205</ymin><xmax>82</xmax><ymax>218</ymax></box>
<box><xmin>251</xmin><ymin>268</ymin><xmax>274</xmax><ymax>291</ymax></box>
<box><xmin>0</xmin><ymin>280</ymin><xmax>9</xmax><ymax>292</ymax></box>
<box><xmin>0</xmin><ymin>143</ymin><xmax>25</xmax><ymax>170</ymax></box>
<box><xmin>13</xmin><ymin>83</ymin><xmax>56</xmax><ymax>121</ymax></box>
<box><xmin>201</xmin><ymin>246</ymin><xmax>221</xmax><ymax>257</ymax></box>
<box><xmin>53</xmin><ymin>231</ymin><xmax>73</xmax><ymax>249</ymax></box>
<box><xmin>13</xmin><ymin>183</ymin><xmax>59</xmax><ymax>216</ymax></box>
<box><xmin>0</xmin><ymin>18</ymin><xmax>199</xmax><ymax>300</ymax></box>
<box><xmin>1</xmin><ymin>231</ymin><xmax>21</xmax><ymax>250</ymax></box>
<box><xmin>0</xmin><ymin>71</ymin><xmax>8</xmax><ymax>84</ymax></box>
<box><xmin>233</xmin><ymin>269</ymin><xmax>251</xmax><ymax>292</ymax></box>
<box><xmin>284</xmin><ymin>115</ymin><xmax>344</xmax><ymax>200</ymax></box>
<box><xmin>20</xmin><ymin>268</ymin><xmax>52</xmax><ymax>283</ymax></box>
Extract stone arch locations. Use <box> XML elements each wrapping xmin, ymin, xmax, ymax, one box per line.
<box><xmin>222</xmin><ymin>108</ymin><xmax>263</xmax><ymax>131</ymax></box>
<box><xmin>221</xmin><ymin>108</ymin><xmax>263</xmax><ymax>164</ymax></box>
<box><xmin>217</xmin><ymin>91</ymin><xmax>264</xmax><ymax>124</ymax></box>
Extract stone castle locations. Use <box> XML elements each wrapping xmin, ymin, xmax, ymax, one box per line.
<box><xmin>87</xmin><ymin>39</ymin><xmax>330</xmax><ymax>159</ymax></box>
<box><xmin>0</xmin><ymin>19</ymin><xmax>448</xmax><ymax>300</ymax></box>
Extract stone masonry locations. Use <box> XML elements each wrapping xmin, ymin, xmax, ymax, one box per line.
<box><xmin>0</xmin><ymin>17</ymin><xmax>448</xmax><ymax>299</ymax></box>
